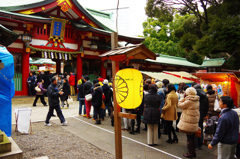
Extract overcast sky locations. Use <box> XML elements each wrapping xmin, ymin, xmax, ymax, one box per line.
<box><xmin>0</xmin><ymin>0</ymin><xmax>148</xmax><ymax>36</ymax></box>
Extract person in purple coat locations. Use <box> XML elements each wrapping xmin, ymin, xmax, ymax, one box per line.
<box><xmin>33</xmin><ymin>79</ymin><xmax>48</xmax><ymax>107</ymax></box>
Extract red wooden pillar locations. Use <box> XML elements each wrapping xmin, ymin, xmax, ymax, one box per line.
<box><xmin>22</xmin><ymin>52</ymin><xmax>30</xmax><ymax>95</ymax></box>
<box><xmin>101</xmin><ymin>61</ymin><xmax>106</xmax><ymax>79</ymax></box>
<box><xmin>56</xmin><ymin>60</ymin><xmax>61</xmax><ymax>74</ymax></box>
<box><xmin>76</xmin><ymin>54</ymin><xmax>82</xmax><ymax>82</ymax></box>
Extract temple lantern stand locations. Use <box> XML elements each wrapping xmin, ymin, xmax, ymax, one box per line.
<box><xmin>100</xmin><ymin>32</ymin><xmax>156</xmax><ymax>159</ymax></box>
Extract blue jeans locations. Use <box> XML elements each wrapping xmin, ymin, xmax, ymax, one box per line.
<box><xmin>79</xmin><ymin>99</ymin><xmax>86</xmax><ymax>115</ymax></box>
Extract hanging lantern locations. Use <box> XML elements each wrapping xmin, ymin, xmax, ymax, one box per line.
<box><xmin>115</xmin><ymin>68</ymin><xmax>143</xmax><ymax>109</ymax></box>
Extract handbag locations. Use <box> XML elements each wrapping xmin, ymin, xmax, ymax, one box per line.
<box><xmin>85</xmin><ymin>94</ymin><xmax>92</xmax><ymax>101</ymax></box>
<box><xmin>101</xmin><ymin>102</ymin><xmax>106</xmax><ymax>109</ymax></box>
<box><xmin>35</xmin><ymin>85</ymin><xmax>41</xmax><ymax>92</ymax></box>
<box><xmin>67</xmin><ymin>96</ymin><xmax>73</xmax><ymax>104</ymax></box>
<box><xmin>195</xmin><ymin>127</ymin><xmax>202</xmax><ymax>138</ymax></box>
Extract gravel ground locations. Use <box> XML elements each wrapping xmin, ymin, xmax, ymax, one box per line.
<box><xmin>12</xmin><ymin>122</ymin><xmax>115</xmax><ymax>159</ymax></box>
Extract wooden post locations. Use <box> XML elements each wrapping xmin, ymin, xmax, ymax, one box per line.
<box><xmin>111</xmin><ymin>32</ymin><xmax>122</xmax><ymax>159</ymax></box>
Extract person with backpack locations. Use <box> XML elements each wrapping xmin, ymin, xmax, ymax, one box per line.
<box><xmin>33</xmin><ymin>79</ymin><xmax>47</xmax><ymax>107</ymax></box>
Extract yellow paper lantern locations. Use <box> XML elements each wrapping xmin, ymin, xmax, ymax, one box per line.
<box><xmin>115</xmin><ymin>68</ymin><xmax>143</xmax><ymax>109</ymax></box>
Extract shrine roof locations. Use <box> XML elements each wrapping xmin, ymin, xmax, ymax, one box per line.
<box><xmin>0</xmin><ymin>9</ymin><xmax>52</xmax><ymax>23</ymax></box>
<box><xmin>72</xmin><ymin>22</ymin><xmax>144</xmax><ymax>43</ymax></box>
<box><xmin>0</xmin><ymin>24</ymin><xmax>20</xmax><ymax>46</ymax></box>
<box><xmin>200</xmin><ymin>58</ymin><xmax>225</xmax><ymax>67</ymax></box>
<box><xmin>0</xmin><ymin>0</ymin><xmax>115</xmax><ymax>32</ymax></box>
<box><xmin>145</xmin><ymin>54</ymin><xmax>201</xmax><ymax>68</ymax></box>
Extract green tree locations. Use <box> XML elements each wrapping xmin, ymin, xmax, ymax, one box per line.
<box><xmin>142</xmin><ymin>14</ymin><xmax>203</xmax><ymax>64</ymax></box>
<box><xmin>146</xmin><ymin>0</ymin><xmax>240</xmax><ymax>69</ymax></box>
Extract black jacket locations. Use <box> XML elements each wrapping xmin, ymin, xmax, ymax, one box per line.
<box><xmin>78</xmin><ymin>83</ymin><xmax>85</xmax><ymax>98</ymax></box>
<box><xmin>47</xmin><ymin>84</ymin><xmax>60</xmax><ymax>107</ymax></box>
<box><xmin>61</xmin><ymin>82</ymin><xmax>70</xmax><ymax>101</ymax></box>
<box><xmin>92</xmin><ymin>86</ymin><xmax>103</xmax><ymax>108</ymax></box>
<box><xmin>83</xmin><ymin>81</ymin><xmax>93</xmax><ymax>96</ymax></box>
<box><xmin>143</xmin><ymin>89</ymin><xmax>161</xmax><ymax>124</ymax></box>
<box><xmin>195</xmin><ymin>88</ymin><xmax>209</xmax><ymax>118</ymax></box>
<box><xmin>102</xmin><ymin>84</ymin><xmax>110</xmax><ymax>103</ymax></box>
<box><xmin>107</xmin><ymin>87</ymin><xmax>113</xmax><ymax>107</ymax></box>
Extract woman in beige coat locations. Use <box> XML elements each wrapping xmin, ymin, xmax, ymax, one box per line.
<box><xmin>177</xmin><ymin>87</ymin><xmax>200</xmax><ymax>158</ymax></box>
<box><xmin>161</xmin><ymin>84</ymin><xmax>178</xmax><ymax>144</ymax></box>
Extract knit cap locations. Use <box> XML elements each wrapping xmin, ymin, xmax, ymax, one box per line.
<box><xmin>156</xmin><ymin>81</ymin><xmax>162</xmax><ymax>88</ymax></box>
<box><xmin>185</xmin><ymin>87</ymin><xmax>197</xmax><ymax>96</ymax></box>
<box><xmin>103</xmin><ymin>79</ymin><xmax>108</xmax><ymax>84</ymax></box>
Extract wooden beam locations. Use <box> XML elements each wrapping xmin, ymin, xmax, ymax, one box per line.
<box><xmin>111</xmin><ymin>32</ymin><xmax>122</xmax><ymax>159</ymax></box>
<box><xmin>118</xmin><ymin>112</ymin><xmax>137</xmax><ymax>119</ymax></box>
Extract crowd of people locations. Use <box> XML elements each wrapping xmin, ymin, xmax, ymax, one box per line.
<box><xmin>28</xmin><ymin>71</ymin><xmax>240</xmax><ymax>158</ymax></box>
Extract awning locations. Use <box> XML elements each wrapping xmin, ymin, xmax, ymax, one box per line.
<box><xmin>141</xmin><ymin>71</ymin><xmax>194</xmax><ymax>84</ymax></box>
<box><xmin>193</xmin><ymin>72</ymin><xmax>238</xmax><ymax>83</ymax></box>
<box><xmin>99</xmin><ymin>44</ymin><xmax>156</xmax><ymax>61</ymax></box>
<box><xmin>163</xmin><ymin>71</ymin><xmax>198</xmax><ymax>79</ymax></box>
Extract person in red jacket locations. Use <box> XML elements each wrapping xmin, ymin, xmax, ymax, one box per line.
<box><xmin>69</xmin><ymin>72</ymin><xmax>75</xmax><ymax>96</ymax></box>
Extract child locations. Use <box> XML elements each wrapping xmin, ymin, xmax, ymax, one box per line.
<box><xmin>203</xmin><ymin>113</ymin><xmax>215</xmax><ymax>145</ymax></box>
<box><xmin>208</xmin><ymin>96</ymin><xmax>239</xmax><ymax>158</ymax></box>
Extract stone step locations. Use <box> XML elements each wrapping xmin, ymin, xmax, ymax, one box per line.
<box><xmin>0</xmin><ymin>137</ymin><xmax>23</xmax><ymax>159</ymax></box>
<box><xmin>0</xmin><ymin>132</ymin><xmax>11</xmax><ymax>154</ymax></box>
<box><xmin>12</xmin><ymin>96</ymin><xmax>78</xmax><ymax>104</ymax></box>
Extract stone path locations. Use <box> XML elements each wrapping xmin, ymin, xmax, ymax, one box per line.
<box><xmin>12</xmin><ymin>99</ymin><xmax>218</xmax><ymax>159</ymax></box>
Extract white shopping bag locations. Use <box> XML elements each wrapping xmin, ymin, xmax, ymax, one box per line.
<box><xmin>15</xmin><ymin>107</ymin><xmax>32</xmax><ymax>134</ymax></box>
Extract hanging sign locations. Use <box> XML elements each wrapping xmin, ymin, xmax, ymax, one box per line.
<box><xmin>115</xmin><ymin>68</ymin><xmax>143</xmax><ymax>109</ymax></box>
<box><xmin>49</xmin><ymin>18</ymin><xmax>66</xmax><ymax>41</ymax></box>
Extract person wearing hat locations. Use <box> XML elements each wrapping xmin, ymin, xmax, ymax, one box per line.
<box><xmin>177</xmin><ymin>87</ymin><xmax>200</xmax><ymax>158</ymax></box>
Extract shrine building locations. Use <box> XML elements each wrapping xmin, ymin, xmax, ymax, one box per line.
<box><xmin>0</xmin><ymin>0</ymin><xmax>144</xmax><ymax>96</ymax></box>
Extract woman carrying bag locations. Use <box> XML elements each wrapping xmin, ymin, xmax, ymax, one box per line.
<box><xmin>92</xmin><ymin>83</ymin><xmax>103</xmax><ymax>124</ymax></box>
<box><xmin>177</xmin><ymin>87</ymin><xmax>200</xmax><ymax>158</ymax></box>
<box><xmin>33</xmin><ymin>79</ymin><xmax>48</xmax><ymax>107</ymax></box>
<box><xmin>61</xmin><ymin>78</ymin><xmax>70</xmax><ymax>109</ymax></box>
<box><xmin>161</xmin><ymin>84</ymin><xmax>179</xmax><ymax>144</ymax></box>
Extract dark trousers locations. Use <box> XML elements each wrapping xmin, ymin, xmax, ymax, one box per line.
<box><xmin>187</xmin><ymin>134</ymin><xmax>196</xmax><ymax>141</ymax></box>
<box><xmin>33</xmin><ymin>95</ymin><xmax>46</xmax><ymax>106</ymax></box>
<box><xmin>176</xmin><ymin>112</ymin><xmax>181</xmax><ymax>131</ymax></box>
<box><xmin>45</xmin><ymin>105</ymin><xmax>65</xmax><ymax>124</ymax></box>
<box><xmin>165</xmin><ymin>120</ymin><xmax>177</xmax><ymax>140</ymax></box>
<box><xmin>197</xmin><ymin>117</ymin><xmax>204</xmax><ymax>148</ymax></box>
<box><xmin>28</xmin><ymin>84</ymin><xmax>35</xmax><ymax>96</ymax></box>
<box><xmin>94</xmin><ymin>106</ymin><xmax>101</xmax><ymax>120</ymax></box>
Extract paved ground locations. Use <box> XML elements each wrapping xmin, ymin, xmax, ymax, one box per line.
<box><xmin>12</xmin><ymin>97</ymin><xmax>218</xmax><ymax>159</ymax></box>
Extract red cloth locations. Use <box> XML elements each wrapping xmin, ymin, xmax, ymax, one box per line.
<box><xmin>69</xmin><ymin>75</ymin><xmax>75</xmax><ymax>86</ymax></box>
<box><xmin>85</xmin><ymin>99</ymin><xmax>92</xmax><ymax>117</ymax></box>
<box><xmin>102</xmin><ymin>94</ymin><xmax>106</xmax><ymax>101</ymax></box>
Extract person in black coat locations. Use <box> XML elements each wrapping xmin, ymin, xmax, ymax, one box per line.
<box><xmin>78</xmin><ymin>79</ymin><xmax>86</xmax><ymax>115</ymax></box>
<box><xmin>92</xmin><ymin>83</ymin><xmax>103</xmax><ymax>124</ymax></box>
<box><xmin>107</xmin><ymin>86</ymin><xmax>114</xmax><ymax>126</ymax></box>
<box><xmin>193</xmin><ymin>84</ymin><xmax>209</xmax><ymax>149</ymax></box>
<box><xmin>143</xmin><ymin>84</ymin><xmax>161</xmax><ymax>146</ymax></box>
<box><xmin>60</xmin><ymin>78</ymin><xmax>70</xmax><ymax>109</ymax></box>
